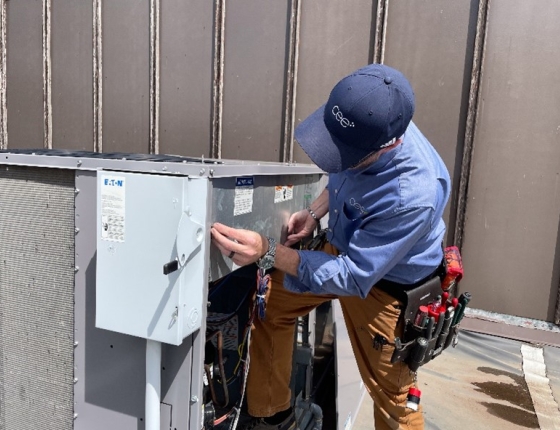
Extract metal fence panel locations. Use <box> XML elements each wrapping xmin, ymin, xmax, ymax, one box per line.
<box><xmin>6</xmin><ymin>1</ymin><xmax>44</xmax><ymax>149</ymax></box>
<box><xmin>460</xmin><ymin>0</ymin><xmax>560</xmax><ymax>321</ymax></box>
<box><xmin>220</xmin><ymin>0</ymin><xmax>289</xmax><ymax>162</ymax></box>
<box><xmin>293</xmin><ymin>0</ymin><xmax>376</xmax><ymax>165</ymax></box>
<box><xmin>159</xmin><ymin>0</ymin><xmax>214</xmax><ymax>158</ymax></box>
<box><xmin>102</xmin><ymin>0</ymin><xmax>150</xmax><ymax>154</ymax></box>
<box><xmin>384</xmin><ymin>0</ymin><xmax>479</xmax><ymax>242</ymax></box>
<box><xmin>51</xmin><ymin>0</ymin><xmax>94</xmax><ymax>150</ymax></box>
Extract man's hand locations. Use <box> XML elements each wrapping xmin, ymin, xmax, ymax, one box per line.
<box><xmin>284</xmin><ymin>209</ymin><xmax>318</xmax><ymax>247</ymax></box>
<box><xmin>210</xmin><ymin>223</ymin><xmax>268</xmax><ymax>267</ymax></box>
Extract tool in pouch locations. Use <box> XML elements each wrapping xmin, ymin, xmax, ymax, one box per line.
<box><xmin>389</xmin><ymin>246</ymin><xmax>469</xmax><ymax>410</ymax></box>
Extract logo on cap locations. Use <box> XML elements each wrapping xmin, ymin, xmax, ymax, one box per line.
<box><xmin>332</xmin><ymin>106</ymin><xmax>355</xmax><ymax>128</ymax></box>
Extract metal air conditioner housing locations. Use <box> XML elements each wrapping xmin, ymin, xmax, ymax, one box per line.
<box><xmin>0</xmin><ymin>149</ymin><xmax>324</xmax><ymax>430</ymax></box>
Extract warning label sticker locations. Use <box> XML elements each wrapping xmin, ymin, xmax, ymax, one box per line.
<box><xmin>100</xmin><ymin>175</ymin><xmax>125</xmax><ymax>242</ymax></box>
<box><xmin>234</xmin><ymin>177</ymin><xmax>254</xmax><ymax>216</ymax></box>
<box><xmin>274</xmin><ymin>185</ymin><xmax>293</xmax><ymax>203</ymax></box>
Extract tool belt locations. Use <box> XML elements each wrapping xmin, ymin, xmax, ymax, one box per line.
<box><xmin>305</xmin><ymin>232</ymin><xmax>470</xmax><ymax>372</ymax></box>
<box><xmin>377</xmin><ymin>246</ymin><xmax>469</xmax><ymax>372</ymax></box>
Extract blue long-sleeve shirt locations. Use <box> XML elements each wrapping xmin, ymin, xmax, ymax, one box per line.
<box><xmin>284</xmin><ymin>122</ymin><xmax>451</xmax><ymax>298</ymax></box>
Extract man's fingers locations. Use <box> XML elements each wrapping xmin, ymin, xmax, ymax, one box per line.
<box><xmin>211</xmin><ymin>226</ymin><xmax>241</xmax><ymax>254</ymax></box>
<box><xmin>212</xmin><ymin>222</ymin><xmax>249</xmax><ymax>244</ymax></box>
<box><xmin>284</xmin><ymin>231</ymin><xmax>304</xmax><ymax>247</ymax></box>
<box><xmin>284</xmin><ymin>237</ymin><xmax>297</xmax><ymax>247</ymax></box>
<box><xmin>211</xmin><ymin>222</ymin><xmax>235</xmax><ymax>237</ymax></box>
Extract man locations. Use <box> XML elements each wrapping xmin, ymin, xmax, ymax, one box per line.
<box><xmin>211</xmin><ymin>63</ymin><xmax>450</xmax><ymax>430</ymax></box>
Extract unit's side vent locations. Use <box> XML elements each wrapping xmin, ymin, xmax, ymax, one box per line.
<box><xmin>0</xmin><ymin>166</ymin><xmax>75</xmax><ymax>430</ymax></box>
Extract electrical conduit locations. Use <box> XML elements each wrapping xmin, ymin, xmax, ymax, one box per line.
<box><xmin>146</xmin><ymin>339</ymin><xmax>161</xmax><ymax>430</ymax></box>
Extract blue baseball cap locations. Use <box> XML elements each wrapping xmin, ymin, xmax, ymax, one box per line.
<box><xmin>295</xmin><ymin>64</ymin><xmax>415</xmax><ymax>173</ymax></box>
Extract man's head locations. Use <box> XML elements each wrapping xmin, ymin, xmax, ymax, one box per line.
<box><xmin>295</xmin><ymin>64</ymin><xmax>415</xmax><ymax>173</ymax></box>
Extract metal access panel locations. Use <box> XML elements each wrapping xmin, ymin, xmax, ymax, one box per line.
<box><xmin>0</xmin><ymin>149</ymin><xmax>324</xmax><ymax>430</ymax></box>
<box><xmin>96</xmin><ymin>172</ymin><xmax>208</xmax><ymax>345</ymax></box>
<box><xmin>0</xmin><ymin>165</ymin><xmax>75</xmax><ymax>430</ymax></box>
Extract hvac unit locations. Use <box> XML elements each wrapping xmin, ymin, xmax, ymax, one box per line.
<box><xmin>0</xmin><ymin>149</ymin><xmax>326</xmax><ymax>430</ymax></box>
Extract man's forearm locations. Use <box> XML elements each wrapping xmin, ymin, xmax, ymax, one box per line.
<box><xmin>272</xmin><ymin>243</ymin><xmax>300</xmax><ymax>277</ymax></box>
<box><xmin>309</xmin><ymin>188</ymin><xmax>329</xmax><ymax>219</ymax></box>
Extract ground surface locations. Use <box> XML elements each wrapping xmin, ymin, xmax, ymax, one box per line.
<box><xmin>353</xmin><ymin>330</ymin><xmax>560</xmax><ymax>429</ymax></box>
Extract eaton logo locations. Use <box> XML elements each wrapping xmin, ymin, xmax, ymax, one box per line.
<box><xmin>104</xmin><ymin>178</ymin><xmax>124</xmax><ymax>187</ymax></box>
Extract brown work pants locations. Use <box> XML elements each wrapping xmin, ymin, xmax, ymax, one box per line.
<box><xmin>246</xmin><ymin>256</ymin><xmax>424</xmax><ymax>429</ymax></box>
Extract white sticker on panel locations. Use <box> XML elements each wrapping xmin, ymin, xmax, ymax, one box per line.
<box><xmin>274</xmin><ymin>185</ymin><xmax>294</xmax><ymax>203</ymax></box>
<box><xmin>100</xmin><ymin>176</ymin><xmax>126</xmax><ymax>242</ymax></box>
<box><xmin>234</xmin><ymin>177</ymin><xmax>254</xmax><ymax>216</ymax></box>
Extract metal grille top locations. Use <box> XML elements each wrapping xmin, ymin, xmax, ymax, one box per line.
<box><xmin>0</xmin><ymin>149</ymin><xmax>322</xmax><ymax>178</ymax></box>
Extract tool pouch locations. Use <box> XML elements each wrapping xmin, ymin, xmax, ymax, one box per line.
<box><xmin>388</xmin><ymin>275</ymin><xmax>467</xmax><ymax>372</ymax></box>
<box><xmin>305</xmin><ymin>228</ymin><xmax>329</xmax><ymax>251</ymax></box>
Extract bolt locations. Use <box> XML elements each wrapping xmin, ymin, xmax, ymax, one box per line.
<box><xmin>73</xmin><ymin>413</ymin><xmax>78</xmax><ymax>420</ymax></box>
<box><xmin>190</xmin><ymin>395</ymin><xmax>199</xmax><ymax>403</ymax></box>
<box><xmin>74</xmin><ymin>266</ymin><xmax>80</xmax><ymax>273</ymax></box>
<box><xmin>162</xmin><ymin>166</ymin><xmax>167</xmax><ymax>171</ymax></box>
<box><xmin>73</xmin><ymin>377</ymin><xmax>79</xmax><ymax>384</ymax></box>
<box><xmin>74</xmin><ymin>188</ymin><xmax>80</xmax><ymax>194</ymax></box>
<box><xmin>74</xmin><ymin>341</ymin><xmax>79</xmax><ymax>347</ymax></box>
<box><xmin>77</xmin><ymin>160</ymin><xmax>82</xmax><ymax>166</ymax></box>
<box><xmin>199</xmin><ymin>168</ymin><xmax>205</xmax><ymax>176</ymax></box>
<box><xmin>209</xmin><ymin>169</ymin><xmax>214</xmax><ymax>177</ymax></box>
<box><xmin>75</xmin><ymin>228</ymin><xmax>80</xmax><ymax>234</ymax></box>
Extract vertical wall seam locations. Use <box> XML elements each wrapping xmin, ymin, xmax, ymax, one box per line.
<box><xmin>211</xmin><ymin>0</ymin><xmax>226</xmax><ymax>159</ymax></box>
<box><xmin>93</xmin><ymin>0</ymin><xmax>103</xmax><ymax>152</ymax></box>
<box><xmin>149</xmin><ymin>0</ymin><xmax>160</xmax><ymax>155</ymax></box>
<box><xmin>282</xmin><ymin>0</ymin><xmax>301</xmax><ymax>163</ymax></box>
<box><xmin>453</xmin><ymin>0</ymin><xmax>490</xmax><ymax>250</ymax></box>
<box><xmin>0</xmin><ymin>0</ymin><xmax>7</xmax><ymax>149</ymax></box>
<box><xmin>380</xmin><ymin>0</ymin><xmax>389</xmax><ymax>64</ymax></box>
<box><xmin>373</xmin><ymin>0</ymin><xmax>389</xmax><ymax>64</ymax></box>
<box><xmin>555</xmin><ymin>279</ymin><xmax>560</xmax><ymax>325</ymax></box>
<box><xmin>43</xmin><ymin>0</ymin><xmax>52</xmax><ymax>149</ymax></box>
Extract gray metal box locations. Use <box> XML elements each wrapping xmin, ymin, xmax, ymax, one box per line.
<box><xmin>96</xmin><ymin>172</ymin><xmax>208</xmax><ymax>345</ymax></box>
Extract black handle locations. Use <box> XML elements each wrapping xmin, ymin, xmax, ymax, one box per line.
<box><xmin>163</xmin><ymin>259</ymin><xmax>179</xmax><ymax>275</ymax></box>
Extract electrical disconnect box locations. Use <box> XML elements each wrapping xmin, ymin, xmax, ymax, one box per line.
<box><xmin>96</xmin><ymin>172</ymin><xmax>208</xmax><ymax>345</ymax></box>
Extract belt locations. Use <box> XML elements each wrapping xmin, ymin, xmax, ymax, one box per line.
<box><xmin>375</xmin><ymin>259</ymin><xmax>446</xmax><ymax>303</ymax></box>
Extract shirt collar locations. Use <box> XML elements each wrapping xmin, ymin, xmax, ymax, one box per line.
<box><xmin>345</xmin><ymin>141</ymin><xmax>402</xmax><ymax>177</ymax></box>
